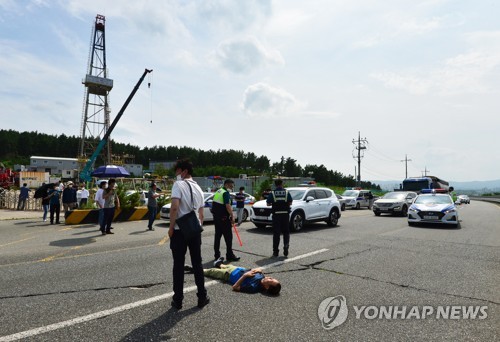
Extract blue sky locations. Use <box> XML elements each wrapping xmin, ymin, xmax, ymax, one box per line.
<box><xmin>1</xmin><ymin>0</ymin><xmax>499</xmax><ymax>182</ymax></box>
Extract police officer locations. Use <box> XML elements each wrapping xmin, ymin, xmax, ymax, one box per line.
<box><xmin>267</xmin><ymin>179</ymin><xmax>293</xmax><ymax>257</ymax></box>
<box><xmin>212</xmin><ymin>179</ymin><xmax>240</xmax><ymax>262</ymax></box>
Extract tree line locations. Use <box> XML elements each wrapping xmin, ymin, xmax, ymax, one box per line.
<box><xmin>0</xmin><ymin>129</ymin><xmax>380</xmax><ymax>189</ymax></box>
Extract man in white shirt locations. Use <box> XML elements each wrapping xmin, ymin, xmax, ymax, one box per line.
<box><xmin>168</xmin><ymin>158</ymin><xmax>209</xmax><ymax>310</ymax></box>
<box><xmin>94</xmin><ymin>181</ymin><xmax>106</xmax><ymax>227</ymax></box>
<box><xmin>79</xmin><ymin>184</ymin><xmax>90</xmax><ymax>207</ymax></box>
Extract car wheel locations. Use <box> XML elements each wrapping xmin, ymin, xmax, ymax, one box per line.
<box><xmin>401</xmin><ymin>205</ymin><xmax>408</xmax><ymax>217</ymax></box>
<box><xmin>290</xmin><ymin>211</ymin><xmax>304</xmax><ymax>232</ymax></box>
<box><xmin>326</xmin><ymin>208</ymin><xmax>339</xmax><ymax>227</ymax></box>
<box><xmin>355</xmin><ymin>202</ymin><xmax>360</xmax><ymax>210</ymax></box>
<box><xmin>254</xmin><ymin>223</ymin><xmax>267</xmax><ymax>229</ymax></box>
<box><xmin>374</xmin><ymin>212</ymin><xmax>381</xmax><ymax>216</ymax></box>
<box><xmin>341</xmin><ymin>203</ymin><xmax>346</xmax><ymax>211</ymax></box>
<box><xmin>242</xmin><ymin>209</ymin><xmax>248</xmax><ymax>222</ymax></box>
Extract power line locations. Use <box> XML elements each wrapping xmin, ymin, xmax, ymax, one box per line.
<box><xmin>400</xmin><ymin>154</ymin><xmax>412</xmax><ymax>179</ymax></box>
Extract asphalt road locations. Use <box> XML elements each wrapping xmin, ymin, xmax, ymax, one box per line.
<box><xmin>0</xmin><ymin>201</ymin><xmax>499</xmax><ymax>341</ymax></box>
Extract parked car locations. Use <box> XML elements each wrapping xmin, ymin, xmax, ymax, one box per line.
<box><xmin>336</xmin><ymin>194</ymin><xmax>346</xmax><ymax>211</ymax></box>
<box><xmin>408</xmin><ymin>193</ymin><xmax>459</xmax><ymax>228</ymax></box>
<box><xmin>372</xmin><ymin>191</ymin><xmax>417</xmax><ymax>216</ymax></box>
<box><xmin>161</xmin><ymin>192</ymin><xmax>251</xmax><ymax>222</ymax></box>
<box><xmin>457</xmin><ymin>195</ymin><xmax>470</xmax><ymax>204</ymax></box>
<box><xmin>230</xmin><ymin>192</ymin><xmax>256</xmax><ymax>203</ymax></box>
<box><xmin>341</xmin><ymin>189</ymin><xmax>372</xmax><ymax>209</ymax></box>
<box><xmin>125</xmin><ymin>190</ymin><xmax>149</xmax><ymax>206</ymax></box>
<box><xmin>250</xmin><ymin>187</ymin><xmax>341</xmax><ymax>232</ymax></box>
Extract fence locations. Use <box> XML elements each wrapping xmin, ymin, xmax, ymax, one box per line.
<box><xmin>0</xmin><ymin>190</ymin><xmax>42</xmax><ymax>211</ymax></box>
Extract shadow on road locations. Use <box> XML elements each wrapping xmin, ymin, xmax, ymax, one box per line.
<box><xmin>49</xmin><ymin>236</ymin><xmax>100</xmax><ymax>247</ymax></box>
<box><xmin>120</xmin><ymin>307</ymin><xmax>199</xmax><ymax>342</ymax></box>
<box><xmin>409</xmin><ymin>223</ymin><xmax>462</xmax><ymax>230</ymax></box>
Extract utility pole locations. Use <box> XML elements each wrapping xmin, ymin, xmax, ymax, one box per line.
<box><xmin>421</xmin><ymin>166</ymin><xmax>430</xmax><ymax>177</ymax></box>
<box><xmin>400</xmin><ymin>154</ymin><xmax>412</xmax><ymax>179</ymax></box>
<box><xmin>352</xmin><ymin>132</ymin><xmax>368</xmax><ymax>187</ymax></box>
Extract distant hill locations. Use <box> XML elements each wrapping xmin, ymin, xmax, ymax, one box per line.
<box><xmin>371</xmin><ymin>179</ymin><xmax>500</xmax><ymax>194</ymax></box>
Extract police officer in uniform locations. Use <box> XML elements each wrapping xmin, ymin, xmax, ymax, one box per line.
<box><xmin>267</xmin><ymin>179</ymin><xmax>293</xmax><ymax>257</ymax></box>
<box><xmin>212</xmin><ymin>179</ymin><xmax>240</xmax><ymax>262</ymax></box>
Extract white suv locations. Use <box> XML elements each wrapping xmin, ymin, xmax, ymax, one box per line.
<box><xmin>250</xmin><ymin>187</ymin><xmax>341</xmax><ymax>231</ymax></box>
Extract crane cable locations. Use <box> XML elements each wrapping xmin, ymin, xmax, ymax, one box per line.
<box><xmin>148</xmin><ymin>72</ymin><xmax>153</xmax><ymax>124</ymax></box>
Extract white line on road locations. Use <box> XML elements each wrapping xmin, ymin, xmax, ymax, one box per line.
<box><xmin>0</xmin><ymin>248</ymin><xmax>329</xmax><ymax>341</ymax></box>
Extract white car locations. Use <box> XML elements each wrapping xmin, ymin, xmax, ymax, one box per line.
<box><xmin>407</xmin><ymin>193</ymin><xmax>459</xmax><ymax>228</ymax></box>
<box><xmin>250</xmin><ymin>187</ymin><xmax>341</xmax><ymax>232</ymax></box>
<box><xmin>160</xmin><ymin>192</ymin><xmax>251</xmax><ymax>222</ymax></box>
<box><xmin>457</xmin><ymin>195</ymin><xmax>470</xmax><ymax>204</ymax></box>
<box><xmin>125</xmin><ymin>190</ymin><xmax>149</xmax><ymax>206</ymax></box>
<box><xmin>372</xmin><ymin>191</ymin><xmax>417</xmax><ymax>216</ymax></box>
<box><xmin>341</xmin><ymin>189</ymin><xmax>372</xmax><ymax>209</ymax></box>
<box><xmin>230</xmin><ymin>192</ymin><xmax>256</xmax><ymax>203</ymax></box>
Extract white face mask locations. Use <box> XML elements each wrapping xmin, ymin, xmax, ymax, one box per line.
<box><xmin>176</xmin><ymin>174</ymin><xmax>182</xmax><ymax>181</ymax></box>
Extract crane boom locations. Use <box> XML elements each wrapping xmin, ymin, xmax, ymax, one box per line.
<box><xmin>79</xmin><ymin>68</ymin><xmax>153</xmax><ymax>182</ymax></box>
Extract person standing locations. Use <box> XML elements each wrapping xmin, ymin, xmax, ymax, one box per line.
<box><xmin>168</xmin><ymin>158</ymin><xmax>209</xmax><ymax>310</ymax></box>
<box><xmin>94</xmin><ymin>181</ymin><xmax>107</xmax><ymax>228</ymax></box>
<box><xmin>41</xmin><ymin>183</ymin><xmax>50</xmax><ymax>222</ymax></box>
<box><xmin>46</xmin><ymin>184</ymin><xmax>61</xmax><ymax>224</ymax></box>
<box><xmin>147</xmin><ymin>183</ymin><xmax>161</xmax><ymax>231</ymax></box>
<box><xmin>79</xmin><ymin>184</ymin><xmax>89</xmax><ymax>207</ymax></box>
<box><xmin>234</xmin><ymin>187</ymin><xmax>246</xmax><ymax>226</ymax></box>
<box><xmin>212</xmin><ymin>179</ymin><xmax>240</xmax><ymax>262</ymax></box>
<box><xmin>62</xmin><ymin>181</ymin><xmax>77</xmax><ymax>213</ymax></box>
<box><xmin>267</xmin><ymin>179</ymin><xmax>293</xmax><ymax>257</ymax></box>
<box><xmin>17</xmin><ymin>183</ymin><xmax>31</xmax><ymax>210</ymax></box>
<box><xmin>101</xmin><ymin>179</ymin><xmax>119</xmax><ymax>235</ymax></box>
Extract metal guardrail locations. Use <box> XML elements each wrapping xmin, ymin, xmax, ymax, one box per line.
<box><xmin>470</xmin><ymin>196</ymin><xmax>500</xmax><ymax>204</ymax></box>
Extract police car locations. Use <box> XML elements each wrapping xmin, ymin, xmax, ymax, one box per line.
<box><xmin>250</xmin><ymin>187</ymin><xmax>341</xmax><ymax>232</ymax></box>
<box><xmin>407</xmin><ymin>191</ymin><xmax>459</xmax><ymax>228</ymax></box>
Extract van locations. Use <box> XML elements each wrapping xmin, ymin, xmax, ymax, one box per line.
<box><xmin>341</xmin><ymin>189</ymin><xmax>372</xmax><ymax>209</ymax></box>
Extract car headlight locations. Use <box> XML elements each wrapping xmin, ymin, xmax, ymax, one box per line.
<box><xmin>409</xmin><ymin>207</ymin><xmax>419</xmax><ymax>213</ymax></box>
<box><xmin>444</xmin><ymin>208</ymin><xmax>456</xmax><ymax>214</ymax></box>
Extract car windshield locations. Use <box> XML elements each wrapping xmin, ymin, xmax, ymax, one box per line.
<box><xmin>382</xmin><ymin>192</ymin><xmax>406</xmax><ymax>200</ymax></box>
<box><xmin>414</xmin><ymin>195</ymin><xmax>452</xmax><ymax>205</ymax></box>
<box><xmin>288</xmin><ymin>189</ymin><xmax>306</xmax><ymax>200</ymax></box>
<box><xmin>203</xmin><ymin>193</ymin><xmax>212</xmax><ymax>200</ymax></box>
<box><xmin>342</xmin><ymin>190</ymin><xmax>359</xmax><ymax>197</ymax></box>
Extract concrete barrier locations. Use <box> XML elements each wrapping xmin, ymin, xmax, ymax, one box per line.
<box><xmin>64</xmin><ymin>207</ymin><xmax>160</xmax><ymax>225</ymax></box>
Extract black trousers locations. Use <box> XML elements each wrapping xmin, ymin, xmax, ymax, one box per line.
<box><xmin>213</xmin><ymin>216</ymin><xmax>233</xmax><ymax>258</ymax></box>
<box><xmin>170</xmin><ymin>230</ymin><xmax>207</xmax><ymax>303</ymax></box>
<box><xmin>50</xmin><ymin>203</ymin><xmax>60</xmax><ymax>224</ymax></box>
<box><xmin>272</xmin><ymin>213</ymin><xmax>290</xmax><ymax>252</ymax></box>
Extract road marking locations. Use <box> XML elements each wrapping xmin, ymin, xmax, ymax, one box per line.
<box><xmin>0</xmin><ymin>237</ymin><xmax>35</xmax><ymax>248</ymax></box>
<box><xmin>158</xmin><ymin>235</ymin><xmax>169</xmax><ymax>245</ymax></box>
<box><xmin>38</xmin><ymin>246</ymin><xmax>83</xmax><ymax>262</ymax></box>
<box><xmin>0</xmin><ymin>248</ymin><xmax>328</xmax><ymax>341</ymax></box>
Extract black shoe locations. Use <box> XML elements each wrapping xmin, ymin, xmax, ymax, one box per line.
<box><xmin>149</xmin><ymin>227</ymin><xmax>155</xmax><ymax>231</ymax></box>
<box><xmin>272</xmin><ymin>251</ymin><xmax>279</xmax><ymax>257</ymax></box>
<box><xmin>214</xmin><ymin>253</ymin><xmax>221</xmax><ymax>260</ymax></box>
<box><xmin>171</xmin><ymin>300</ymin><xmax>182</xmax><ymax>310</ymax></box>
<box><xmin>284</xmin><ymin>248</ymin><xmax>289</xmax><ymax>257</ymax></box>
<box><xmin>197</xmin><ymin>296</ymin><xmax>210</xmax><ymax>309</ymax></box>
<box><xmin>184</xmin><ymin>265</ymin><xmax>193</xmax><ymax>272</ymax></box>
<box><xmin>213</xmin><ymin>257</ymin><xmax>224</xmax><ymax>268</ymax></box>
<box><xmin>227</xmin><ymin>255</ymin><xmax>240</xmax><ymax>262</ymax></box>
<box><xmin>101</xmin><ymin>231</ymin><xmax>106</xmax><ymax>235</ymax></box>
<box><xmin>106</xmin><ymin>231</ymin><xmax>114</xmax><ymax>234</ymax></box>
<box><xmin>109</xmin><ymin>226</ymin><xmax>114</xmax><ymax>229</ymax></box>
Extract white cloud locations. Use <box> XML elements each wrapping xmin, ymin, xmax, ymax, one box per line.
<box><xmin>212</xmin><ymin>36</ymin><xmax>283</xmax><ymax>74</ymax></box>
<box><xmin>371</xmin><ymin>30</ymin><xmax>500</xmax><ymax>96</ymax></box>
<box><xmin>241</xmin><ymin>82</ymin><xmax>304</xmax><ymax>117</ymax></box>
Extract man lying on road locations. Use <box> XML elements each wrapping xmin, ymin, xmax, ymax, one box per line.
<box><xmin>186</xmin><ymin>258</ymin><xmax>281</xmax><ymax>295</ymax></box>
